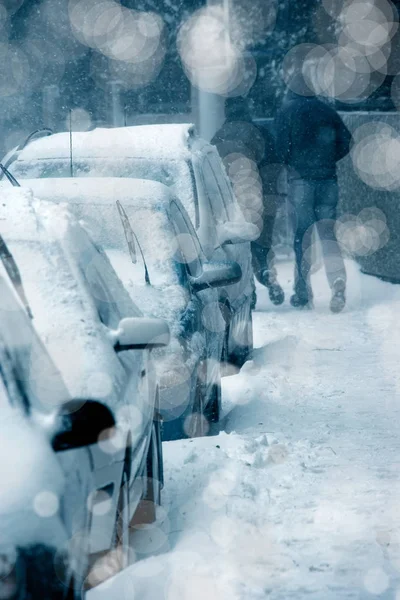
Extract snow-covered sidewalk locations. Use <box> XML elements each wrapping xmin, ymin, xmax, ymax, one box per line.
<box><xmin>90</xmin><ymin>260</ymin><xmax>400</xmax><ymax>600</ymax></box>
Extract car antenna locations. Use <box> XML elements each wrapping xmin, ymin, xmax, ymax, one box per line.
<box><xmin>0</xmin><ymin>164</ymin><xmax>20</xmax><ymax>187</ymax></box>
<box><xmin>116</xmin><ymin>200</ymin><xmax>151</xmax><ymax>285</ymax></box>
<box><xmin>69</xmin><ymin>109</ymin><xmax>74</xmax><ymax>178</ymax></box>
<box><xmin>0</xmin><ymin>234</ymin><xmax>33</xmax><ymax>319</ymax></box>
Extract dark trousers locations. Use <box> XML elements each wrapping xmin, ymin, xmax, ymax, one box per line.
<box><xmin>289</xmin><ymin>178</ymin><xmax>346</xmax><ymax>294</ymax></box>
<box><xmin>251</xmin><ymin>194</ymin><xmax>279</xmax><ymax>287</ymax></box>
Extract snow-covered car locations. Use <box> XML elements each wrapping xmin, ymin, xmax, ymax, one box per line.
<box><xmin>13</xmin><ymin>177</ymin><xmax>242</xmax><ymax>441</ymax></box>
<box><xmin>0</xmin><ymin>188</ymin><xmax>170</xmax><ymax>598</ymax></box>
<box><xmin>2</xmin><ymin>124</ymin><xmax>258</xmax><ymax>367</ymax></box>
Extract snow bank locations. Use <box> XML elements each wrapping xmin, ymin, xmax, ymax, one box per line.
<box><xmin>90</xmin><ymin>260</ymin><xmax>400</xmax><ymax>599</ymax></box>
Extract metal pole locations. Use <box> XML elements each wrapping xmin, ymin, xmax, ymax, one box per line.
<box><xmin>108</xmin><ymin>81</ymin><xmax>124</xmax><ymax>127</ymax></box>
<box><xmin>69</xmin><ymin>109</ymin><xmax>73</xmax><ymax>178</ymax></box>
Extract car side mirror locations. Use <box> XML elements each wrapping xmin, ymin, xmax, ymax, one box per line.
<box><xmin>111</xmin><ymin>317</ymin><xmax>170</xmax><ymax>351</ymax></box>
<box><xmin>216</xmin><ymin>221</ymin><xmax>260</xmax><ymax>246</ymax></box>
<box><xmin>189</xmin><ymin>261</ymin><xmax>242</xmax><ymax>292</ymax></box>
<box><xmin>52</xmin><ymin>400</ymin><xmax>116</xmax><ymax>451</ymax></box>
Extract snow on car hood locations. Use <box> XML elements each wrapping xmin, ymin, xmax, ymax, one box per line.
<box><xmin>0</xmin><ymin>187</ymin><xmax>135</xmax><ymax>407</ymax></box>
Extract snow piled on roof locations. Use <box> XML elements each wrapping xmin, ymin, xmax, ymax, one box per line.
<box><xmin>18</xmin><ymin>124</ymin><xmax>195</xmax><ymax>161</ymax></box>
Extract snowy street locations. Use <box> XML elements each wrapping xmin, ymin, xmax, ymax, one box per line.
<box><xmin>90</xmin><ymin>259</ymin><xmax>400</xmax><ymax>600</ymax></box>
<box><xmin>3</xmin><ymin>1</ymin><xmax>400</xmax><ymax>598</ymax></box>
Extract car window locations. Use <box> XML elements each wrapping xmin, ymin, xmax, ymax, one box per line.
<box><xmin>85</xmin><ymin>259</ymin><xmax>120</xmax><ymax>327</ymax></box>
<box><xmin>201</xmin><ymin>155</ymin><xmax>229</xmax><ymax>222</ymax></box>
<box><xmin>77</xmin><ymin>246</ymin><xmax>122</xmax><ymax>329</ymax></box>
<box><xmin>169</xmin><ymin>201</ymin><xmax>202</xmax><ymax>279</ymax></box>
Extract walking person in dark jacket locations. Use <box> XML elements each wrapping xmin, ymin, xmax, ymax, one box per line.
<box><xmin>212</xmin><ymin>96</ymin><xmax>285</xmax><ymax>307</ymax></box>
<box><xmin>275</xmin><ymin>72</ymin><xmax>352</xmax><ymax>313</ymax></box>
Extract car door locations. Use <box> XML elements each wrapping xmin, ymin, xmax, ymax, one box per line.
<box><xmin>197</xmin><ymin>150</ymin><xmax>253</xmax><ymax>309</ymax></box>
<box><xmin>75</xmin><ymin>241</ymin><xmax>152</xmax><ymax>552</ymax></box>
<box><xmin>168</xmin><ymin>200</ymin><xmax>224</xmax><ymax>407</ymax></box>
<box><xmin>0</xmin><ymin>279</ymin><xmax>93</xmax><ymax>580</ymax></box>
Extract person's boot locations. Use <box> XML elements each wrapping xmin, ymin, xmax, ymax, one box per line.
<box><xmin>290</xmin><ymin>292</ymin><xmax>312</xmax><ymax>309</ymax></box>
<box><xmin>290</xmin><ymin>280</ymin><xmax>312</xmax><ymax>309</ymax></box>
<box><xmin>268</xmin><ymin>282</ymin><xmax>285</xmax><ymax>306</ymax></box>
<box><xmin>330</xmin><ymin>277</ymin><xmax>346</xmax><ymax>313</ymax></box>
<box><xmin>258</xmin><ymin>269</ymin><xmax>285</xmax><ymax>306</ymax></box>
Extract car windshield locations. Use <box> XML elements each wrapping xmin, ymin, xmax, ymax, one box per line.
<box><xmin>11</xmin><ymin>156</ymin><xmax>198</xmax><ymax>225</ymax></box>
<box><xmin>50</xmin><ymin>198</ymin><xmax>191</xmax><ymax>327</ymax></box>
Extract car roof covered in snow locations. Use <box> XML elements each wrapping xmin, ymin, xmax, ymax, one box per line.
<box><xmin>0</xmin><ymin>186</ymin><xmax>143</xmax><ymax>405</ymax></box>
<box><xmin>16</xmin><ymin>124</ymin><xmax>198</xmax><ymax>162</ymax></box>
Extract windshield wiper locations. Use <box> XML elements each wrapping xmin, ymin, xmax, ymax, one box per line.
<box><xmin>0</xmin><ymin>234</ymin><xmax>33</xmax><ymax>319</ymax></box>
<box><xmin>116</xmin><ymin>200</ymin><xmax>151</xmax><ymax>285</ymax></box>
<box><xmin>0</xmin><ymin>164</ymin><xmax>20</xmax><ymax>187</ymax></box>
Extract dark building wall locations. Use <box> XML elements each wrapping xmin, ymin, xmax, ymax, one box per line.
<box><xmin>247</xmin><ymin>0</ymin><xmax>400</xmax><ymax>117</ymax></box>
<box><xmin>1</xmin><ymin>0</ymin><xmax>399</xmax><ymax>155</ymax></box>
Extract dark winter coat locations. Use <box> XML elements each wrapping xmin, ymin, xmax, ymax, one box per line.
<box><xmin>211</xmin><ymin>100</ymin><xmax>271</xmax><ymax>166</ymax></box>
<box><xmin>274</xmin><ymin>91</ymin><xmax>352</xmax><ymax>181</ymax></box>
<box><xmin>211</xmin><ymin>99</ymin><xmax>279</xmax><ymax>195</ymax></box>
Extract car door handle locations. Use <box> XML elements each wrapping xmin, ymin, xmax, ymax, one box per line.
<box><xmin>141</xmin><ymin>369</ymin><xmax>146</xmax><ymax>378</ymax></box>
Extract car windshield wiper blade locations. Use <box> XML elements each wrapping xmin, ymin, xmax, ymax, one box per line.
<box><xmin>0</xmin><ymin>234</ymin><xmax>33</xmax><ymax>319</ymax></box>
<box><xmin>116</xmin><ymin>200</ymin><xmax>151</xmax><ymax>285</ymax></box>
<box><xmin>0</xmin><ymin>164</ymin><xmax>20</xmax><ymax>187</ymax></box>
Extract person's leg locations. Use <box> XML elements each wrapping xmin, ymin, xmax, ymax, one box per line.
<box><xmin>251</xmin><ymin>194</ymin><xmax>284</xmax><ymax>305</ymax></box>
<box><xmin>314</xmin><ymin>179</ymin><xmax>346</xmax><ymax>312</ymax></box>
<box><xmin>289</xmin><ymin>178</ymin><xmax>316</xmax><ymax>306</ymax></box>
<box><xmin>251</xmin><ymin>216</ymin><xmax>275</xmax><ymax>282</ymax></box>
